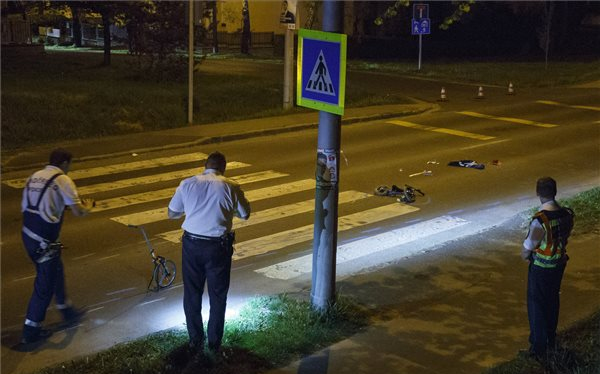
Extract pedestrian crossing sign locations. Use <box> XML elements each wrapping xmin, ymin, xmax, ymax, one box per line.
<box><xmin>297</xmin><ymin>29</ymin><xmax>347</xmax><ymax>115</ymax></box>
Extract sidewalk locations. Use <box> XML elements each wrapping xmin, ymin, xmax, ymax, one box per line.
<box><xmin>1</xmin><ymin>102</ymin><xmax>436</xmax><ymax>172</ymax></box>
<box><xmin>266</xmin><ymin>223</ymin><xmax>600</xmax><ymax>374</ymax></box>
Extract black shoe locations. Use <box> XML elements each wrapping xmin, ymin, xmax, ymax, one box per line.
<box><xmin>188</xmin><ymin>339</ymin><xmax>205</xmax><ymax>355</ymax></box>
<box><xmin>61</xmin><ymin>307</ymin><xmax>84</xmax><ymax>325</ymax></box>
<box><xmin>20</xmin><ymin>325</ymin><xmax>52</xmax><ymax>345</ymax></box>
<box><xmin>207</xmin><ymin>343</ymin><xmax>228</xmax><ymax>364</ymax></box>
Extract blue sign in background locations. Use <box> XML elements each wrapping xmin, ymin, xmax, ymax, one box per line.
<box><xmin>301</xmin><ymin>38</ymin><xmax>341</xmax><ymax>106</ymax></box>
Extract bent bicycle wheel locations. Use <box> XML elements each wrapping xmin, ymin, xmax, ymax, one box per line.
<box><xmin>154</xmin><ymin>259</ymin><xmax>177</xmax><ymax>289</ymax></box>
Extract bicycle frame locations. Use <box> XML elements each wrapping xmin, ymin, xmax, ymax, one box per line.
<box><xmin>128</xmin><ymin>224</ymin><xmax>176</xmax><ymax>291</ymax></box>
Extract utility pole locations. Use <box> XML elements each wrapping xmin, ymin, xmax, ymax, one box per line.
<box><xmin>187</xmin><ymin>0</ymin><xmax>194</xmax><ymax>125</ymax></box>
<box><xmin>311</xmin><ymin>0</ymin><xmax>343</xmax><ymax>311</ymax></box>
<box><xmin>283</xmin><ymin>26</ymin><xmax>294</xmax><ymax>110</ymax></box>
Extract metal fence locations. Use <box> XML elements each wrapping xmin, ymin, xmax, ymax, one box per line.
<box><xmin>1</xmin><ymin>17</ymin><xmax>31</xmax><ymax>44</ymax></box>
<box><xmin>206</xmin><ymin>31</ymin><xmax>274</xmax><ymax>48</ymax></box>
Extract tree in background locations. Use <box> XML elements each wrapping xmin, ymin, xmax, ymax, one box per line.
<box><xmin>124</xmin><ymin>1</ymin><xmax>187</xmax><ymax>81</ymax></box>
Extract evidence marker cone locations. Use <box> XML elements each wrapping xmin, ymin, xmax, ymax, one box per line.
<box><xmin>507</xmin><ymin>82</ymin><xmax>515</xmax><ymax>95</ymax></box>
<box><xmin>476</xmin><ymin>86</ymin><xmax>485</xmax><ymax>99</ymax></box>
<box><xmin>438</xmin><ymin>87</ymin><xmax>448</xmax><ymax>102</ymax></box>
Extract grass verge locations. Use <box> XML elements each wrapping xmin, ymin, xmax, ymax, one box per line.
<box><xmin>523</xmin><ymin>187</ymin><xmax>600</xmax><ymax>235</ymax></box>
<box><xmin>33</xmin><ymin>294</ymin><xmax>369</xmax><ymax>374</ymax></box>
<box><xmin>485</xmin><ymin>310</ymin><xmax>600</xmax><ymax>374</ymax></box>
<box><xmin>0</xmin><ymin>50</ymin><xmax>408</xmax><ymax>150</ymax></box>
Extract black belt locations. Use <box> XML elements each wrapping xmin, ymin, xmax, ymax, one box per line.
<box><xmin>183</xmin><ymin>231</ymin><xmax>222</xmax><ymax>242</ymax></box>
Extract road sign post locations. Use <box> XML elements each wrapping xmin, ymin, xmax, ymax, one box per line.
<box><xmin>412</xmin><ymin>3</ymin><xmax>430</xmax><ymax>71</ymax></box>
<box><xmin>297</xmin><ymin>2</ymin><xmax>346</xmax><ymax>311</ymax></box>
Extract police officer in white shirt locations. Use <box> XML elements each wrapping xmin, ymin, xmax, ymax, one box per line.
<box><xmin>20</xmin><ymin>148</ymin><xmax>95</xmax><ymax>344</ymax></box>
<box><xmin>168</xmin><ymin>151</ymin><xmax>250</xmax><ymax>356</ymax></box>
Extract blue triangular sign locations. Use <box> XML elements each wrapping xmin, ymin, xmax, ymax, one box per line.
<box><xmin>305</xmin><ymin>50</ymin><xmax>336</xmax><ymax>96</ymax></box>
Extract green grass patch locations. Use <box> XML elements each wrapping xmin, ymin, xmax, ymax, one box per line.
<box><xmin>33</xmin><ymin>294</ymin><xmax>369</xmax><ymax>374</ymax></box>
<box><xmin>0</xmin><ymin>51</ymin><xmax>411</xmax><ymax>150</ymax></box>
<box><xmin>524</xmin><ymin>187</ymin><xmax>600</xmax><ymax>235</ymax></box>
<box><xmin>348</xmin><ymin>60</ymin><xmax>600</xmax><ymax>88</ymax></box>
<box><xmin>485</xmin><ymin>310</ymin><xmax>600</xmax><ymax>374</ymax></box>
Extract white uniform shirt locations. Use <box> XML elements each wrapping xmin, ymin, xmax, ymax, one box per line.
<box><xmin>21</xmin><ymin>165</ymin><xmax>81</xmax><ymax>224</ymax></box>
<box><xmin>168</xmin><ymin>169</ymin><xmax>251</xmax><ymax>237</ymax></box>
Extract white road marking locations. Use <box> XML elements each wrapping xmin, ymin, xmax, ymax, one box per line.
<box><xmin>95</xmin><ymin>170</ymin><xmax>288</xmax><ymax>212</ymax></box>
<box><xmin>99</xmin><ymin>254</ymin><xmax>121</xmax><ymax>261</ymax></box>
<box><xmin>71</xmin><ymin>253</ymin><xmax>96</xmax><ymax>261</ymax></box>
<box><xmin>78</xmin><ymin>162</ymin><xmax>249</xmax><ymax>195</ymax></box>
<box><xmin>110</xmin><ymin>178</ymin><xmax>315</xmax><ymax>226</ymax></box>
<box><xmin>460</xmin><ymin>138</ymin><xmax>510</xmax><ymax>150</ymax></box>
<box><xmin>3</xmin><ymin>152</ymin><xmax>209</xmax><ymax>188</ymax></box>
<box><xmin>233</xmin><ymin>203</ymin><xmax>420</xmax><ymax>260</ymax></box>
<box><xmin>88</xmin><ymin>297</ymin><xmax>123</xmax><ymax>308</ymax></box>
<box><xmin>106</xmin><ymin>287</ymin><xmax>137</xmax><ymax>296</ymax></box>
<box><xmin>137</xmin><ymin>298</ymin><xmax>166</xmax><ymax>307</ymax></box>
<box><xmin>157</xmin><ymin>190</ymin><xmax>371</xmax><ymax>243</ymax></box>
<box><xmin>256</xmin><ymin>215</ymin><xmax>468</xmax><ymax>280</ymax></box>
<box><xmin>87</xmin><ymin>306</ymin><xmax>105</xmax><ymax>313</ymax></box>
<box><xmin>12</xmin><ymin>275</ymin><xmax>35</xmax><ymax>282</ymax></box>
<box><xmin>457</xmin><ymin>111</ymin><xmax>558</xmax><ymax>128</ymax></box>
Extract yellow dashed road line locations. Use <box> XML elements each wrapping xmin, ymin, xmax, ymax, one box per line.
<box><xmin>537</xmin><ymin>100</ymin><xmax>600</xmax><ymax>112</ymax></box>
<box><xmin>387</xmin><ymin>120</ymin><xmax>496</xmax><ymax>141</ymax></box>
<box><xmin>457</xmin><ymin>111</ymin><xmax>558</xmax><ymax>128</ymax></box>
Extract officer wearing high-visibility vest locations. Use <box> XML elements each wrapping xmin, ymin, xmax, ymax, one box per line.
<box><xmin>20</xmin><ymin>149</ymin><xmax>95</xmax><ymax>345</ymax></box>
<box><xmin>522</xmin><ymin>177</ymin><xmax>574</xmax><ymax>361</ymax></box>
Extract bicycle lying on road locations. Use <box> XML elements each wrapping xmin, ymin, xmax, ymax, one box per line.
<box><xmin>374</xmin><ymin>184</ymin><xmax>425</xmax><ymax>203</ymax></box>
<box><xmin>128</xmin><ymin>224</ymin><xmax>177</xmax><ymax>292</ymax></box>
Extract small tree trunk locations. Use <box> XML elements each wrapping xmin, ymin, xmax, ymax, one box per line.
<box><xmin>102</xmin><ymin>11</ymin><xmax>111</xmax><ymax>66</ymax></box>
<box><xmin>241</xmin><ymin>0</ymin><xmax>251</xmax><ymax>54</ymax></box>
<box><xmin>72</xmin><ymin>5</ymin><xmax>82</xmax><ymax>47</ymax></box>
<box><xmin>544</xmin><ymin>1</ymin><xmax>554</xmax><ymax>70</ymax></box>
<box><xmin>212</xmin><ymin>2</ymin><xmax>218</xmax><ymax>53</ymax></box>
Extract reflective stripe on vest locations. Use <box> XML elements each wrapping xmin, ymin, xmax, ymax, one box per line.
<box><xmin>532</xmin><ymin>208</ymin><xmax>573</xmax><ymax>269</ymax></box>
<box><xmin>23</xmin><ymin>172</ymin><xmax>63</xmax><ymax>243</ymax></box>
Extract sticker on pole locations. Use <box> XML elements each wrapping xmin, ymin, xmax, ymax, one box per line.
<box><xmin>297</xmin><ymin>29</ymin><xmax>347</xmax><ymax>115</ymax></box>
<box><xmin>316</xmin><ymin>148</ymin><xmax>337</xmax><ymax>189</ymax></box>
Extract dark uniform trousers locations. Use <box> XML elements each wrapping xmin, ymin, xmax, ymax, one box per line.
<box><xmin>182</xmin><ymin>233</ymin><xmax>233</xmax><ymax>350</ymax></box>
<box><xmin>22</xmin><ymin>222</ymin><xmax>66</xmax><ymax>324</ymax></box>
<box><xmin>527</xmin><ymin>262</ymin><xmax>566</xmax><ymax>355</ymax></box>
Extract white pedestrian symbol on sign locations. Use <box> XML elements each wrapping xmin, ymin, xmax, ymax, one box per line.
<box><xmin>306</xmin><ymin>50</ymin><xmax>335</xmax><ymax>96</ymax></box>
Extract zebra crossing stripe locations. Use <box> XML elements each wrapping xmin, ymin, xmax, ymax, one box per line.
<box><xmin>231</xmin><ymin>203</ymin><xmax>419</xmax><ymax>261</ymax></box>
<box><xmin>95</xmin><ymin>170</ymin><xmax>288</xmax><ymax>212</ymax></box>
<box><xmin>2</xmin><ymin>152</ymin><xmax>208</xmax><ymax>189</ymax></box>
<box><xmin>387</xmin><ymin>120</ymin><xmax>495</xmax><ymax>141</ymax></box>
<box><xmin>457</xmin><ymin>111</ymin><xmax>558</xmax><ymax>128</ymax></box>
<box><xmin>156</xmin><ymin>190</ymin><xmax>370</xmax><ymax>242</ymax></box>
<box><xmin>536</xmin><ymin>100</ymin><xmax>600</xmax><ymax>112</ymax></box>
<box><xmin>78</xmin><ymin>162</ymin><xmax>250</xmax><ymax>195</ymax></box>
<box><xmin>110</xmin><ymin>179</ymin><xmax>316</xmax><ymax>226</ymax></box>
<box><xmin>256</xmin><ymin>215</ymin><xmax>468</xmax><ymax>280</ymax></box>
